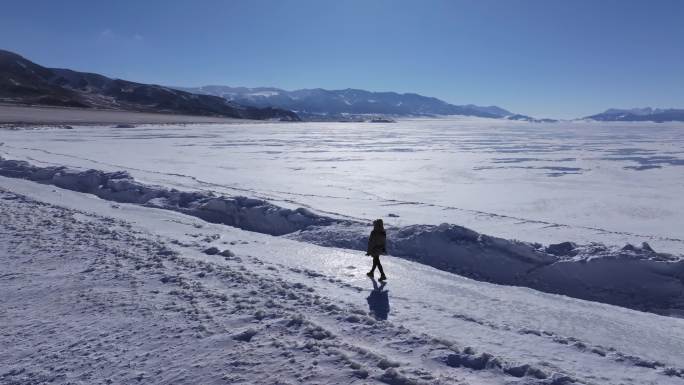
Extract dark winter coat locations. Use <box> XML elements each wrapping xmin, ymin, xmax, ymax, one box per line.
<box><xmin>367</xmin><ymin>229</ymin><xmax>386</xmax><ymax>256</ymax></box>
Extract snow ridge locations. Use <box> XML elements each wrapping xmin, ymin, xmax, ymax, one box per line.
<box><xmin>1</xmin><ymin>156</ymin><xmax>683</xmax><ymax>315</ymax></box>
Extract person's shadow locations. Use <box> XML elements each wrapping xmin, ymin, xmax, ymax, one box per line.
<box><xmin>367</xmin><ymin>278</ymin><xmax>390</xmax><ymax>320</ymax></box>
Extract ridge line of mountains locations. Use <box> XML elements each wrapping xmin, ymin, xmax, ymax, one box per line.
<box><xmin>175</xmin><ymin>85</ymin><xmax>536</xmax><ymax>122</ymax></box>
<box><xmin>0</xmin><ymin>49</ymin><xmax>299</xmax><ymax>121</ymax></box>
<box><xmin>1</xmin><ymin>49</ymin><xmax>682</xmax><ymax>123</ymax></box>
<box><xmin>584</xmin><ymin>107</ymin><xmax>684</xmax><ymax>123</ymax></box>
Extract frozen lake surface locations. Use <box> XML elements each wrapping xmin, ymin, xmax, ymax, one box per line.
<box><xmin>1</xmin><ymin>117</ymin><xmax>683</xmax><ymax>253</ymax></box>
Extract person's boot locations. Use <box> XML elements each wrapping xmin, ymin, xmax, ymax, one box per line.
<box><xmin>366</xmin><ymin>271</ymin><xmax>374</xmax><ymax>277</ymax></box>
<box><xmin>378</xmin><ymin>274</ymin><xmax>387</xmax><ymax>281</ymax></box>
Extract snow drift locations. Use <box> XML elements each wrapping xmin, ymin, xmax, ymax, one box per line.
<box><xmin>0</xmin><ymin>158</ymin><xmax>333</xmax><ymax>235</ymax></box>
<box><xmin>1</xmin><ymin>156</ymin><xmax>683</xmax><ymax>315</ymax></box>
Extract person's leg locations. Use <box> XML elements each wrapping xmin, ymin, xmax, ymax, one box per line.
<box><xmin>368</xmin><ymin>254</ymin><xmax>378</xmax><ymax>276</ymax></box>
<box><xmin>376</xmin><ymin>258</ymin><xmax>386</xmax><ymax>278</ymax></box>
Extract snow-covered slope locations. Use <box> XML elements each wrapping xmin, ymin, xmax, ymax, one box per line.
<box><xmin>1</xmin><ymin>177</ymin><xmax>683</xmax><ymax>384</ymax></box>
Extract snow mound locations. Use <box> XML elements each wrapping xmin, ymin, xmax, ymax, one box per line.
<box><xmin>0</xmin><ymin>157</ymin><xmax>334</xmax><ymax>235</ymax></box>
<box><xmin>294</xmin><ymin>222</ymin><xmax>556</xmax><ymax>283</ymax></box>
<box><xmin>1</xmin><ymin>156</ymin><xmax>683</xmax><ymax>315</ymax></box>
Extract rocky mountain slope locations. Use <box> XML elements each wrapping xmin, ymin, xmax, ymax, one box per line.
<box><xmin>0</xmin><ymin>49</ymin><xmax>299</xmax><ymax>121</ymax></box>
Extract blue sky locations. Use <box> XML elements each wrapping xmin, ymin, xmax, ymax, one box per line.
<box><xmin>1</xmin><ymin>0</ymin><xmax>682</xmax><ymax>118</ymax></box>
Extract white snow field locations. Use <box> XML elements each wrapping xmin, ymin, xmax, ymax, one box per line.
<box><xmin>1</xmin><ymin>118</ymin><xmax>684</xmax><ymax>384</ymax></box>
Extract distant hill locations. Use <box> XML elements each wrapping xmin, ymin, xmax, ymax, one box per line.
<box><xmin>179</xmin><ymin>85</ymin><xmax>516</xmax><ymax>120</ymax></box>
<box><xmin>0</xmin><ymin>49</ymin><xmax>299</xmax><ymax>121</ymax></box>
<box><xmin>585</xmin><ymin>108</ymin><xmax>684</xmax><ymax>123</ymax></box>
<box><xmin>506</xmin><ymin>114</ymin><xmax>559</xmax><ymax>123</ymax></box>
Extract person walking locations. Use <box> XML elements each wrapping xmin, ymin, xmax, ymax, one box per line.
<box><xmin>366</xmin><ymin>219</ymin><xmax>387</xmax><ymax>281</ymax></box>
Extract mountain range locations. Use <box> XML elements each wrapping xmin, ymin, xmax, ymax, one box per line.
<box><xmin>180</xmin><ymin>86</ymin><xmax>684</xmax><ymax>123</ymax></box>
<box><xmin>2</xmin><ymin>49</ymin><xmax>683</xmax><ymax>123</ymax></box>
<box><xmin>585</xmin><ymin>107</ymin><xmax>684</xmax><ymax>123</ymax></box>
<box><xmin>178</xmin><ymin>85</ymin><xmax>515</xmax><ymax>120</ymax></box>
<box><xmin>0</xmin><ymin>49</ymin><xmax>299</xmax><ymax>121</ymax></box>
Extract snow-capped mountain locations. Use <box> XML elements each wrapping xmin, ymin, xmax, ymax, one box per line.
<box><xmin>585</xmin><ymin>107</ymin><xmax>684</xmax><ymax>122</ymax></box>
<box><xmin>179</xmin><ymin>85</ymin><xmax>516</xmax><ymax>120</ymax></box>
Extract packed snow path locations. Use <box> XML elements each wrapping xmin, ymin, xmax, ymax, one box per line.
<box><xmin>2</xmin><ymin>178</ymin><xmax>684</xmax><ymax>384</ymax></box>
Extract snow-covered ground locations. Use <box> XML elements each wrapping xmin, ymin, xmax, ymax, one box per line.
<box><xmin>2</xmin><ymin>142</ymin><xmax>683</xmax><ymax>315</ymax></box>
<box><xmin>2</xmin><ymin>177</ymin><xmax>684</xmax><ymax>385</ymax></box>
<box><xmin>2</xmin><ymin>118</ymin><xmax>684</xmax><ymax>384</ymax></box>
